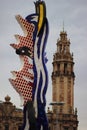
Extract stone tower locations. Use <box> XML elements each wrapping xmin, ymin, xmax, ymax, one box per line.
<box><xmin>52</xmin><ymin>30</ymin><xmax>74</xmax><ymax>113</ymax></box>
<box><xmin>47</xmin><ymin>29</ymin><xmax>79</xmax><ymax>130</ymax></box>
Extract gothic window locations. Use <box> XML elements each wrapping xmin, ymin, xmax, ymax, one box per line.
<box><xmin>64</xmin><ymin>45</ymin><xmax>66</xmax><ymax>53</ymax></box>
<box><xmin>57</xmin><ymin>64</ymin><xmax>60</xmax><ymax>72</ymax></box>
<box><xmin>73</xmin><ymin>127</ymin><xmax>76</xmax><ymax>130</ymax></box>
<box><xmin>18</xmin><ymin>125</ymin><xmax>22</xmax><ymax>130</ymax></box>
<box><xmin>64</xmin><ymin>63</ymin><xmax>67</xmax><ymax>74</ymax></box>
<box><xmin>53</xmin><ymin>89</ymin><xmax>56</xmax><ymax>101</ymax></box>
<box><xmin>59</xmin><ymin>44</ymin><xmax>62</xmax><ymax>52</ymax></box>
<box><xmin>4</xmin><ymin>124</ymin><xmax>9</xmax><ymax>130</ymax></box>
<box><xmin>48</xmin><ymin>126</ymin><xmax>51</xmax><ymax>130</ymax></box>
<box><xmin>64</xmin><ymin>127</ymin><xmax>68</xmax><ymax>130</ymax></box>
<box><xmin>71</xmin><ymin>64</ymin><xmax>73</xmax><ymax>72</ymax></box>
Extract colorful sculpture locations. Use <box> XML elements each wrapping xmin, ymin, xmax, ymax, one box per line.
<box><xmin>9</xmin><ymin>0</ymin><xmax>49</xmax><ymax>130</ymax></box>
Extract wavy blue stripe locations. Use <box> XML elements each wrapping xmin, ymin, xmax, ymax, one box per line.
<box><xmin>33</xmin><ymin>18</ymin><xmax>49</xmax><ymax>130</ymax></box>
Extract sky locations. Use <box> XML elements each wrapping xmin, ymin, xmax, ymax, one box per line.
<box><xmin>0</xmin><ymin>0</ymin><xmax>87</xmax><ymax>130</ymax></box>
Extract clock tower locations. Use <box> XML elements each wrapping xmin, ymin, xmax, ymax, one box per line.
<box><xmin>52</xmin><ymin>30</ymin><xmax>74</xmax><ymax>114</ymax></box>
<box><xmin>47</xmin><ymin>29</ymin><xmax>79</xmax><ymax>130</ymax></box>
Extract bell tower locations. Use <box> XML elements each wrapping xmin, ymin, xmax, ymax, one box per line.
<box><xmin>47</xmin><ymin>29</ymin><xmax>79</xmax><ymax>130</ymax></box>
<box><xmin>52</xmin><ymin>30</ymin><xmax>75</xmax><ymax>114</ymax></box>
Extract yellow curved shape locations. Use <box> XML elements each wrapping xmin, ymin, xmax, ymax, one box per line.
<box><xmin>38</xmin><ymin>4</ymin><xmax>44</xmax><ymax>34</ymax></box>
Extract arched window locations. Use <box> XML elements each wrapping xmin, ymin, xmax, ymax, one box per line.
<box><xmin>64</xmin><ymin>127</ymin><xmax>68</xmax><ymax>130</ymax></box>
<box><xmin>64</xmin><ymin>63</ymin><xmax>67</xmax><ymax>74</ymax></box>
<box><xmin>18</xmin><ymin>125</ymin><xmax>22</xmax><ymax>130</ymax></box>
<box><xmin>4</xmin><ymin>124</ymin><xmax>9</xmax><ymax>130</ymax></box>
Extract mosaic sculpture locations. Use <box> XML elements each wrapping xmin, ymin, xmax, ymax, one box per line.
<box><xmin>9</xmin><ymin>0</ymin><xmax>49</xmax><ymax>130</ymax></box>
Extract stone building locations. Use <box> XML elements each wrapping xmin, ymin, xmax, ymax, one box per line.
<box><xmin>47</xmin><ymin>29</ymin><xmax>79</xmax><ymax>130</ymax></box>
<box><xmin>0</xmin><ymin>95</ymin><xmax>23</xmax><ymax>130</ymax></box>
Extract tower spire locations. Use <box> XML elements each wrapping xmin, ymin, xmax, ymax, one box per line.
<box><xmin>63</xmin><ymin>21</ymin><xmax>64</xmax><ymax>32</ymax></box>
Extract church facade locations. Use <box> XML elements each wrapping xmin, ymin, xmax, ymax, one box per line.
<box><xmin>0</xmin><ymin>95</ymin><xmax>23</xmax><ymax>130</ymax></box>
<box><xmin>47</xmin><ymin>30</ymin><xmax>79</xmax><ymax>130</ymax></box>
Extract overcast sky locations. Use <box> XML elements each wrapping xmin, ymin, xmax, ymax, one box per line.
<box><xmin>0</xmin><ymin>0</ymin><xmax>87</xmax><ymax>130</ymax></box>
